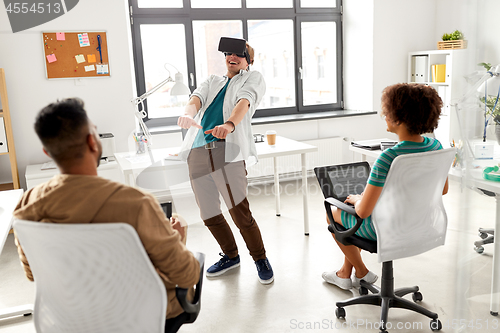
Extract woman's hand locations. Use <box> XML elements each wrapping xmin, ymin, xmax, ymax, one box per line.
<box><xmin>345</xmin><ymin>194</ymin><xmax>363</xmax><ymax>206</ymax></box>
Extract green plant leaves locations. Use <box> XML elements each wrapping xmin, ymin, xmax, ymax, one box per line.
<box><xmin>441</xmin><ymin>30</ymin><xmax>464</xmax><ymax>41</ymax></box>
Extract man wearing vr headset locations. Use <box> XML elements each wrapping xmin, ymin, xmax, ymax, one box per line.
<box><xmin>177</xmin><ymin>37</ymin><xmax>273</xmax><ymax>285</ymax></box>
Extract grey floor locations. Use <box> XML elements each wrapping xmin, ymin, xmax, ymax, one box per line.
<box><xmin>0</xmin><ymin>178</ymin><xmax>497</xmax><ymax>332</ymax></box>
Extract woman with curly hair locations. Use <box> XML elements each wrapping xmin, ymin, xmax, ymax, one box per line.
<box><xmin>322</xmin><ymin>83</ymin><xmax>450</xmax><ymax>290</ymax></box>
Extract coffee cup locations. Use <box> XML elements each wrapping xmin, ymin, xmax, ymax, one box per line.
<box><xmin>266</xmin><ymin>130</ymin><xmax>277</xmax><ymax>146</ymax></box>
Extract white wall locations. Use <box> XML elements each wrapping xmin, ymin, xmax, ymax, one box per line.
<box><xmin>372</xmin><ymin>0</ymin><xmax>437</xmax><ymax>108</ymax></box>
<box><xmin>343</xmin><ymin>0</ymin><xmax>374</xmax><ymax>111</ymax></box>
<box><xmin>0</xmin><ymin>0</ymin><xmax>136</xmax><ymax>187</ymax></box>
<box><xmin>476</xmin><ymin>1</ymin><xmax>500</xmax><ymax>64</ymax></box>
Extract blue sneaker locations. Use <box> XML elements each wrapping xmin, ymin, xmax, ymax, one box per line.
<box><xmin>206</xmin><ymin>253</ymin><xmax>240</xmax><ymax>277</ymax></box>
<box><xmin>255</xmin><ymin>258</ymin><xmax>274</xmax><ymax>284</ymax></box>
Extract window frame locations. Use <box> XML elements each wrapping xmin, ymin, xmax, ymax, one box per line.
<box><xmin>128</xmin><ymin>0</ymin><xmax>343</xmax><ymax>127</ymax></box>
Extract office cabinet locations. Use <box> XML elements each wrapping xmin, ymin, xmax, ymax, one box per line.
<box><xmin>0</xmin><ymin>68</ymin><xmax>20</xmax><ymax>190</ymax></box>
<box><xmin>25</xmin><ymin>161</ymin><xmax>123</xmax><ymax>190</ymax></box>
<box><xmin>408</xmin><ymin>50</ymin><xmax>467</xmax><ymax>146</ymax></box>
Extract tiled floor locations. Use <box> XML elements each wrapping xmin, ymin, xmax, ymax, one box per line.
<box><xmin>0</xmin><ymin>178</ymin><xmax>497</xmax><ymax>332</ymax></box>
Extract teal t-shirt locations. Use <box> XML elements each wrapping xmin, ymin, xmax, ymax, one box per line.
<box><xmin>341</xmin><ymin>137</ymin><xmax>443</xmax><ymax>241</ymax></box>
<box><xmin>192</xmin><ymin>79</ymin><xmax>230</xmax><ymax>149</ymax></box>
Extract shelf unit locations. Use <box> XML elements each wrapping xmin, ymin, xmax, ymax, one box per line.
<box><xmin>0</xmin><ymin>68</ymin><xmax>20</xmax><ymax>190</ymax></box>
<box><xmin>408</xmin><ymin>50</ymin><xmax>467</xmax><ymax>146</ymax></box>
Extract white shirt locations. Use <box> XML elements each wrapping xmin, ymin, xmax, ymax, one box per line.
<box><xmin>179</xmin><ymin>69</ymin><xmax>266</xmax><ymax>166</ymax></box>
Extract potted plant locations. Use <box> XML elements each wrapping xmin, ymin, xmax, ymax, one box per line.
<box><xmin>479</xmin><ymin>62</ymin><xmax>500</xmax><ymax>144</ymax></box>
<box><xmin>438</xmin><ymin>30</ymin><xmax>467</xmax><ymax>49</ymax></box>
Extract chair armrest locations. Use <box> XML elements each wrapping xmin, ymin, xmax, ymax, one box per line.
<box><xmin>175</xmin><ymin>252</ymin><xmax>205</xmax><ymax>317</ymax></box>
<box><xmin>324</xmin><ymin>197</ymin><xmax>364</xmax><ymax>245</ymax></box>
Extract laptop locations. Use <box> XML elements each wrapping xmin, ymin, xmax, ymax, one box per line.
<box><xmin>314</xmin><ymin>162</ymin><xmax>371</xmax><ymax>202</ymax></box>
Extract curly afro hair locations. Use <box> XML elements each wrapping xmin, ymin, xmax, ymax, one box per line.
<box><xmin>381</xmin><ymin>83</ymin><xmax>443</xmax><ymax>135</ymax></box>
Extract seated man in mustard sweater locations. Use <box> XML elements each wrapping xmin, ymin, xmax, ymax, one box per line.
<box><xmin>13</xmin><ymin>98</ymin><xmax>200</xmax><ymax>327</ymax></box>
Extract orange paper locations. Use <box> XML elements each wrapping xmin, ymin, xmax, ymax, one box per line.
<box><xmin>87</xmin><ymin>54</ymin><xmax>96</xmax><ymax>63</ymax></box>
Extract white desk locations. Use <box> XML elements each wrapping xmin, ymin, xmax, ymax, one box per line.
<box><xmin>0</xmin><ymin>189</ymin><xmax>34</xmax><ymax>321</ymax></box>
<box><xmin>350</xmin><ymin>145</ymin><xmax>381</xmax><ymax>161</ymax></box>
<box><xmin>349</xmin><ymin>138</ymin><xmax>393</xmax><ymax>161</ymax></box>
<box><xmin>115</xmin><ymin>136</ymin><xmax>318</xmax><ymax>235</ymax></box>
<box><xmin>450</xmin><ymin>158</ymin><xmax>500</xmax><ymax>316</ymax></box>
<box><xmin>25</xmin><ymin>160</ymin><xmax>122</xmax><ymax>190</ymax></box>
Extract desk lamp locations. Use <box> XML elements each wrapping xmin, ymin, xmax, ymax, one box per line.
<box><xmin>131</xmin><ymin>63</ymin><xmax>191</xmax><ymax>155</ymax></box>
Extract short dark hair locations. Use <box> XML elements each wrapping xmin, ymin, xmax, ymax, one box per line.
<box><xmin>381</xmin><ymin>83</ymin><xmax>442</xmax><ymax>135</ymax></box>
<box><xmin>34</xmin><ymin>98</ymin><xmax>90</xmax><ymax>163</ymax></box>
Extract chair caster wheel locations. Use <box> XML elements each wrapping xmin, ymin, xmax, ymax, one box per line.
<box><xmin>491</xmin><ymin>311</ymin><xmax>498</xmax><ymax>316</ymax></box>
<box><xmin>475</xmin><ymin>246</ymin><xmax>484</xmax><ymax>254</ymax></box>
<box><xmin>479</xmin><ymin>232</ymin><xmax>488</xmax><ymax>239</ymax></box>
<box><xmin>359</xmin><ymin>286</ymin><xmax>368</xmax><ymax>295</ymax></box>
<box><xmin>412</xmin><ymin>291</ymin><xmax>423</xmax><ymax>302</ymax></box>
<box><xmin>335</xmin><ymin>307</ymin><xmax>346</xmax><ymax>319</ymax></box>
<box><xmin>430</xmin><ymin>319</ymin><xmax>442</xmax><ymax>331</ymax></box>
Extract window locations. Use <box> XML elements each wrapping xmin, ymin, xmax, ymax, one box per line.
<box><xmin>129</xmin><ymin>0</ymin><xmax>342</xmax><ymax>127</ymax></box>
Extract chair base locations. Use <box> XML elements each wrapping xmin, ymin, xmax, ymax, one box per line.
<box><xmin>474</xmin><ymin>228</ymin><xmax>494</xmax><ymax>254</ymax></box>
<box><xmin>0</xmin><ymin>304</ymin><xmax>33</xmax><ymax>321</ymax></box>
<box><xmin>335</xmin><ymin>262</ymin><xmax>441</xmax><ymax>332</ymax></box>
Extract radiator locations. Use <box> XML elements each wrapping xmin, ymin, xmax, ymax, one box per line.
<box><xmin>247</xmin><ymin>136</ymin><xmax>344</xmax><ymax>184</ymax></box>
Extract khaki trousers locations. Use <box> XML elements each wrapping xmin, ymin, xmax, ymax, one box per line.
<box><xmin>187</xmin><ymin>142</ymin><xmax>266</xmax><ymax>261</ymax></box>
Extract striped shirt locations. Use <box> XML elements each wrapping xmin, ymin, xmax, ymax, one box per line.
<box><xmin>368</xmin><ymin>137</ymin><xmax>442</xmax><ymax>187</ymax></box>
<box><xmin>341</xmin><ymin>137</ymin><xmax>443</xmax><ymax>241</ymax></box>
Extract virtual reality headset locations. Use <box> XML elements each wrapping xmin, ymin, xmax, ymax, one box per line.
<box><xmin>218</xmin><ymin>37</ymin><xmax>251</xmax><ymax>65</ymax></box>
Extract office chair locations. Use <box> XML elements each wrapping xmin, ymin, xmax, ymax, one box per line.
<box><xmin>324</xmin><ymin>148</ymin><xmax>456</xmax><ymax>333</ymax></box>
<box><xmin>475</xmin><ymin>228</ymin><xmax>494</xmax><ymax>254</ymax></box>
<box><xmin>13</xmin><ymin>220</ymin><xmax>204</xmax><ymax>333</ymax></box>
<box><xmin>472</xmin><ymin>188</ymin><xmax>497</xmax><ymax>253</ymax></box>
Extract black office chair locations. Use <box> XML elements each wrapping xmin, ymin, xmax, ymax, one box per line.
<box><xmin>318</xmin><ymin>148</ymin><xmax>455</xmax><ymax>333</ymax></box>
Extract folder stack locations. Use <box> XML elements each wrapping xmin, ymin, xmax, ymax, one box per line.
<box><xmin>411</xmin><ymin>56</ymin><xmax>428</xmax><ymax>83</ymax></box>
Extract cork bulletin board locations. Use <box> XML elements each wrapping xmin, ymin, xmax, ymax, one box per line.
<box><xmin>43</xmin><ymin>31</ymin><xmax>110</xmax><ymax>79</ymax></box>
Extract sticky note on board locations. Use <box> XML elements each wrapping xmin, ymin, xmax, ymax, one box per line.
<box><xmin>46</xmin><ymin>54</ymin><xmax>57</xmax><ymax>63</ymax></box>
<box><xmin>75</xmin><ymin>54</ymin><xmax>85</xmax><ymax>63</ymax></box>
<box><xmin>78</xmin><ymin>33</ymin><xmax>90</xmax><ymax>47</ymax></box>
<box><xmin>97</xmin><ymin>64</ymin><xmax>109</xmax><ymax>75</ymax></box>
<box><xmin>85</xmin><ymin>65</ymin><xmax>95</xmax><ymax>72</ymax></box>
<box><xmin>87</xmin><ymin>54</ymin><xmax>96</xmax><ymax>63</ymax></box>
<box><xmin>56</xmin><ymin>32</ymin><xmax>65</xmax><ymax>41</ymax></box>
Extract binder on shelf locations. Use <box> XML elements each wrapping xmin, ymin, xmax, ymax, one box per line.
<box><xmin>415</xmin><ymin>56</ymin><xmax>428</xmax><ymax>83</ymax></box>
<box><xmin>411</xmin><ymin>56</ymin><xmax>416</xmax><ymax>82</ymax></box>
<box><xmin>435</xmin><ymin>64</ymin><xmax>446</xmax><ymax>82</ymax></box>
<box><xmin>431</xmin><ymin>64</ymin><xmax>436</xmax><ymax>82</ymax></box>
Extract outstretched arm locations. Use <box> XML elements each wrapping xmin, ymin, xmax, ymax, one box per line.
<box><xmin>205</xmin><ymin>98</ymin><xmax>250</xmax><ymax>139</ymax></box>
<box><xmin>177</xmin><ymin>96</ymin><xmax>202</xmax><ymax>129</ymax></box>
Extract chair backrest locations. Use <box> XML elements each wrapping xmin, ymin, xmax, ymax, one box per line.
<box><xmin>13</xmin><ymin>220</ymin><xmax>167</xmax><ymax>333</ymax></box>
<box><xmin>372</xmin><ymin>148</ymin><xmax>456</xmax><ymax>263</ymax></box>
